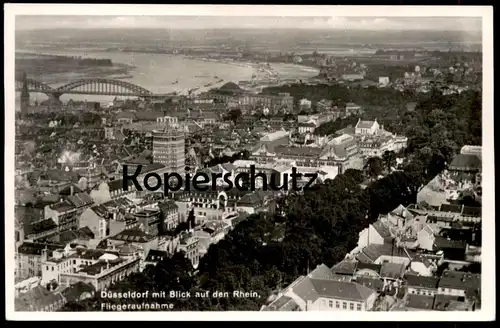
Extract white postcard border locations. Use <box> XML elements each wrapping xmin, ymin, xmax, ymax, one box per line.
<box><xmin>4</xmin><ymin>4</ymin><xmax>495</xmax><ymax>321</ymax></box>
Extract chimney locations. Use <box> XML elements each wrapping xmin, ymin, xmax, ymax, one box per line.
<box><xmin>41</xmin><ymin>247</ymin><xmax>49</xmax><ymax>262</ymax></box>
<box><xmin>70</xmin><ymin>185</ymin><xmax>74</xmax><ymax>196</ymax></box>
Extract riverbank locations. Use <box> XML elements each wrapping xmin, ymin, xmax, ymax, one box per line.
<box><xmin>107</xmin><ymin>48</ymin><xmax>320</xmax><ymax>75</ymax></box>
<box><xmin>15</xmin><ymin>51</ymin><xmax>136</xmax><ymax>85</ymax></box>
<box><xmin>15</xmin><ymin>48</ymin><xmax>319</xmax><ymax>101</ymax></box>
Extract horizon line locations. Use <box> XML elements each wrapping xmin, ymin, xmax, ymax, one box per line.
<box><xmin>16</xmin><ymin>27</ymin><xmax>482</xmax><ymax>33</ymax></box>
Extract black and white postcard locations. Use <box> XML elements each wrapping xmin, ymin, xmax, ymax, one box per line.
<box><xmin>4</xmin><ymin>4</ymin><xmax>494</xmax><ymax>321</ymax></box>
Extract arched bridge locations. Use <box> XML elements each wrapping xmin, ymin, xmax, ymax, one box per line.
<box><xmin>15</xmin><ymin>77</ymin><xmax>155</xmax><ymax>98</ymax></box>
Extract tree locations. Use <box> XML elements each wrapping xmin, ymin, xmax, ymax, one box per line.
<box><xmin>364</xmin><ymin>157</ymin><xmax>383</xmax><ymax>180</ymax></box>
<box><xmin>227</xmin><ymin>108</ymin><xmax>242</xmax><ymax>124</ymax></box>
<box><xmin>382</xmin><ymin>150</ymin><xmax>397</xmax><ymax>173</ymax></box>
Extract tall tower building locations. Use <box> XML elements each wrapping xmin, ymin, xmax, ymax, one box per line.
<box><xmin>153</xmin><ymin>124</ymin><xmax>186</xmax><ymax>174</ymax></box>
<box><xmin>20</xmin><ymin>72</ymin><xmax>30</xmax><ymax>113</ymax></box>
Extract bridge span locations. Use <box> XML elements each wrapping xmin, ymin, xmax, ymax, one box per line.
<box><xmin>15</xmin><ymin>76</ymin><xmax>173</xmax><ymax>100</ymax></box>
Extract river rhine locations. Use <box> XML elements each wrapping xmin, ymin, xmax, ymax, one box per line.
<box><xmin>16</xmin><ymin>48</ymin><xmax>320</xmax><ymax>105</ymax></box>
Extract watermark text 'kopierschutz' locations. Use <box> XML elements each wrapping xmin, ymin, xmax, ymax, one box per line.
<box><xmin>122</xmin><ymin>165</ymin><xmax>317</xmax><ymax>195</ymax></box>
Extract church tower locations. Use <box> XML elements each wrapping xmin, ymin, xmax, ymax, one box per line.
<box><xmin>20</xmin><ymin>72</ymin><xmax>30</xmax><ymax>113</ymax></box>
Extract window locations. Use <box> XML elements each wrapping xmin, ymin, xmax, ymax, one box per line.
<box><xmin>335</xmin><ymin>301</ymin><xmax>340</xmax><ymax>308</ymax></box>
<box><xmin>343</xmin><ymin>302</ymin><xmax>347</xmax><ymax>309</ymax></box>
<box><xmin>350</xmin><ymin>303</ymin><xmax>354</xmax><ymax>310</ymax></box>
<box><xmin>329</xmin><ymin>300</ymin><xmax>333</xmax><ymax>308</ymax></box>
<box><xmin>357</xmin><ymin>304</ymin><xmax>362</xmax><ymax>311</ymax></box>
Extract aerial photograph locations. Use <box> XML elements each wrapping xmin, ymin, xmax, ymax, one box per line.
<box><xmin>8</xmin><ymin>7</ymin><xmax>491</xmax><ymax>318</ymax></box>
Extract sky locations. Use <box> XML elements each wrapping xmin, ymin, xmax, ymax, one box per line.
<box><xmin>15</xmin><ymin>16</ymin><xmax>482</xmax><ymax>32</ymax></box>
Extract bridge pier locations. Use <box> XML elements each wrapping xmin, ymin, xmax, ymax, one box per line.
<box><xmin>47</xmin><ymin>93</ymin><xmax>62</xmax><ymax>103</ymax></box>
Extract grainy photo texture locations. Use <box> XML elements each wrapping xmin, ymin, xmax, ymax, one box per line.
<box><xmin>5</xmin><ymin>5</ymin><xmax>494</xmax><ymax>321</ymax></box>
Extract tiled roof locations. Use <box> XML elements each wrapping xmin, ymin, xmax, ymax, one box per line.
<box><xmin>79</xmin><ymin>258</ymin><xmax>125</xmax><ymax>276</ymax></box>
<box><xmin>356</xmin><ymin>252</ymin><xmax>373</xmax><ymax>264</ymax></box>
<box><xmin>434</xmin><ymin>236</ymin><xmax>467</xmax><ymax>250</ymax></box>
<box><xmin>335</xmin><ymin>127</ymin><xmax>356</xmax><ymax>136</ymax></box>
<box><xmin>438</xmin><ymin>270</ymin><xmax>480</xmax><ymax>291</ymax></box>
<box><xmin>236</xmin><ymin>190</ymin><xmax>273</xmax><ymax>207</ymax></box>
<box><xmin>433</xmin><ymin>294</ymin><xmax>466</xmax><ymax>311</ymax></box>
<box><xmin>358</xmin><ymin>244</ymin><xmax>415</xmax><ymax>263</ymax></box>
<box><xmin>77</xmin><ymin>227</ymin><xmax>95</xmax><ymax>239</ymax></box>
<box><xmin>405</xmin><ymin>294</ymin><xmax>435</xmax><ymax>310</ymax></box>
<box><xmin>115</xmin><ymin>111</ymin><xmax>137</xmax><ymax>120</ymax></box>
<box><xmin>134</xmin><ymin>111</ymin><xmax>166</xmax><ymax>122</ymax></box>
<box><xmin>448</xmin><ymin>154</ymin><xmax>481</xmax><ymax>170</ymax></box>
<box><xmin>76</xmin><ymin>248</ymin><xmax>116</xmax><ymax>260</ymax></box>
<box><xmin>47</xmin><ymin>226</ymin><xmax>95</xmax><ymax>244</ymax></box>
<box><xmin>50</xmin><ymin>200</ymin><xmax>75</xmax><ymax>213</ymax></box>
<box><xmin>264</xmin><ymin>295</ymin><xmax>301</xmax><ymax>311</ymax></box>
<box><xmin>329</xmin><ymin>274</ymin><xmax>353</xmax><ymax>282</ymax></box>
<box><xmin>330</xmin><ymin>138</ymin><xmax>358</xmax><ymax>159</ymax></box>
<box><xmin>110</xmin><ymin>229</ymin><xmax>155</xmax><ymax>243</ymax></box>
<box><xmin>304</xmin><ymin>278</ymin><xmax>376</xmax><ymax>303</ymax></box>
<box><xmin>105</xmin><ymin>197</ymin><xmax>135</xmax><ymax>208</ymax></box>
<box><xmin>406</xmin><ymin>275</ymin><xmax>440</xmax><ymax>289</ymax></box>
<box><xmin>90</xmin><ymin>204</ymin><xmax>110</xmax><ymax>218</ymax></box>
<box><xmin>17</xmin><ymin>242</ymin><xmax>62</xmax><ymax>256</ymax></box>
<box><xmin>390</xmin><ymin>204</ymin><xmax>414</xmax><ymax>220</ymax></box>
<box><xmin>372</xmin><ymin>221</ymin><xmax>393</xmax><ymax>240</ymax></box>
<box><xmin>356</xmin><ymin>262</ymin><xmax>382</xmax><ymax>274</ymax></box>
<box><xmin>67</xmin><ymin>193</ymin><xmax>94</xmax><ymax>208</ymax></box>
<box><xmin>117</xmin><ymin>243</ymin><xmax>140</xmax><ymax>255</ymax></box>
<box><xmin>354</xmin><ymin>276</ymin><xmax>384</xmax><ymax>291</ymax></box>
<box><xmin>51</xmin><ymin>230</ymin><xmax>78</xmax><ymax>244</ymax></box>
<box><xmin>15</xmin><ymin>285</ymin><xmax>65</xmax><ymax>311</ymax></box>
<box><xmin>331</xmin><ymin>259</ymin><xmax>358</xmax><ymax>275</ymax></box>
<box><xmin>24</xmin><ymin>219</ymin><xmax>58</xmax><ymax>236</ymax></box>
<box><xmin>274</xmin><ymin>146</ymin><xmax>322</xmax><ymax>158</ymax></box>
<box><xmin>356</xmin><ymin>120</ymin><xmax>376</xmax><ymax>129</ymax></box>
<box><xmin>308</xmin><ymin>264</ymin><xmax>336</xmax><ymax>280</ymax></box>
<box><xmin>379</xmin><ymin>262</ymin><xmax>406</xmax><ymax>279</ymax></box>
